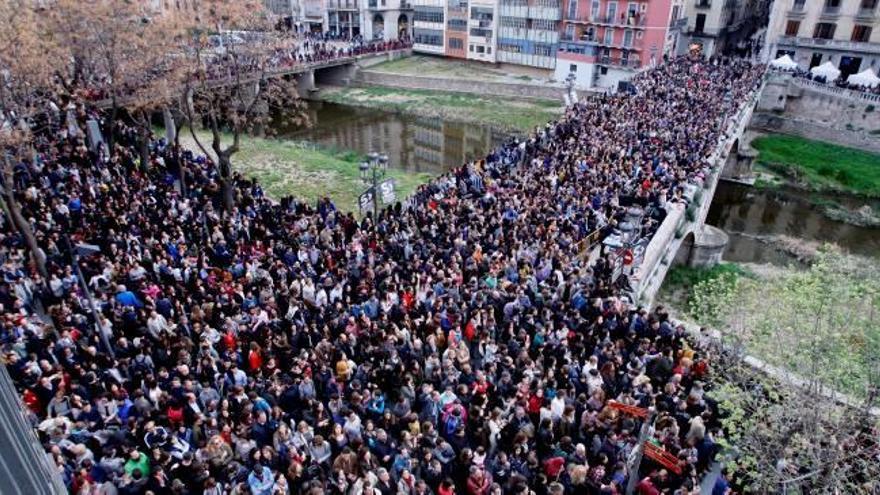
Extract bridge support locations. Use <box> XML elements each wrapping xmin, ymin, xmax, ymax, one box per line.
<box><xmin>721</xmin><ymin>132</ymin><xmax>759</xmax><ymax>181</ymax></box>
<box><xmin>296</xmin><ymin>70</ymin><xmax>317</xmax><ymax>98</ymax></box>
<box><xmin>673</xmin><ymin>225</ymin><xmax>729</xmax><ymax>269</ymax></box>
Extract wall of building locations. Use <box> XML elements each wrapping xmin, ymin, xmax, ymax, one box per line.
<box><xmin>765</xmin><ymin>0</ymin><xmax>880</xmax><ymax>74</ymax></box>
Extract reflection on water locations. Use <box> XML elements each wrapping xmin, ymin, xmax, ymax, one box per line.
<box><xmin>276</xmin><ymin>100</ymin><xmax>508</xmax><ymax>175</ymax></box>
<box><xmin>706</xmin><ymin>182</ymin><xmax>880</xmax><ymax>263</ymax></box>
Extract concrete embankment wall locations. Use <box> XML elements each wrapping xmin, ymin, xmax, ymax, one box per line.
<box><xmin>355</xmin><ymin>70</ymin><xmax>570</xmax><ymax>101</ymax></box>
<box><xmin>751</xmin><ymin>78</ymin><xmax>880</xmax><ymax>153</ymax></box>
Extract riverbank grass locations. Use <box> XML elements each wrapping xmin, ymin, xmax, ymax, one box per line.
<box><xmin>176</xmin><ymin>129</ymin><xmax>434</xmax><ymax>212</ymax></box>
<box><xmin>752</xmin><ymin>134</ymin><xmax>880</xmax><ymax>198</ymax></box>
<box><xmin>320</xmin><ymin>86</ymin><xmax>563</xmax><ymax>132</ymax></box>
<box><xmin>658</xmin><ymin>263</ymin><xmax>752</xmax><ymax>315</ymax></box>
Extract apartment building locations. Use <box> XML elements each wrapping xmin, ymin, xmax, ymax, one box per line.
<box><xmin>555</xmin><ymin>0</ymin><xmax>686</xmax><ymax>89</ymax></box>
<box><xmin>765</xmin><ymin>0</ymin><xmax>880</xmax><ymax>78</ymax></box>
<box><xmin>468</xmin><ymin>0</ymin><xmax>499</xmax><ymax>61</ymax></box>
<box><xmin>413</xmin><ymin>0</ymin><xmax>447</xmax><ymax>53</ymax></box>
<box><xmin>363</xmin><ymin>0</ymin><xmax>414</xmax><ymax>40</ymax></box>
<box><xmin>497</xmin><ymin>0</ymin><xmax>562</xmax><ymax>69</ymax></box>
<box><xmin>412</xmin><ymin>0</ymin><xmax>563</xmax><ymax>68</ymax></box>
<box><xmin>679</xmin><ymin>0</ymin><xmax>767</xmax><ymax>56</ymax></box>
<box><xmin>327</xmin><ymin>0</ymin><xmax>362</xmax><ymax>36</ymax></box>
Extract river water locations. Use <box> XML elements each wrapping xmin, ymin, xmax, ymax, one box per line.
<box><xmin>283</xmin><ymin>101</ymin><xmax>880</xmax><ymax>264</ymax></box>
<box><xmin>278</xmin><ymin>100</ymin><xmax>507</xmax><ymax>175</ymax></box>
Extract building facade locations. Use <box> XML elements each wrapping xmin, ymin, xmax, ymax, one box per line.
<box><xmin>497</xmin><ymin>0</ymin><xmax>562</xmax><ymax>69</ymax></box>
<box><xmin>363</xmin><ymin>0</ymin><xmax>414</xmax><ymax>40</ymax></box>
<box><xmin>412</xmin><ymin>0</ymin><xmax>563</xmax><ymax>68</ymax></box>
<box><xmin>764</xmin><ymin>0</ymin><xmax>880</xmax><ymax>78</ymax></box>
<box><xmin>555</xmin><ymin>0</ymin><xmax>686</xmax><ymax>89</ymax></box>
<box><xmin>413</xmin><ymin>0</ymin><xmax>447</xmax><ymax>53</ymax></box>
<box><xmin>679</xmin><ymin>0</ymin><xmax>766</xmax><ymax>56</ymax></box>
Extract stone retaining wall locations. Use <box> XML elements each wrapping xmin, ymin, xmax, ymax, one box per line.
<box><xmin>356</xmin><ymin>70</ymin><xmax>570</xmax><ymax>101</ymax></box>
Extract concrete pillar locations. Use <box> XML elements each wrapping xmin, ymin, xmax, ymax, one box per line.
<box><xmin>297</xmin><ymin>69</ymin><xmax>317</xmax><ymax>98</ymax></box>
<box><xmin>722</xmin><ymin>146</ymin><xmax>758</xmax><ymax>180</ymax></box>
<box><xmin>688</xmin><ymin>225</ymin><xmax>729</xmax><ymax>268</ymax></box>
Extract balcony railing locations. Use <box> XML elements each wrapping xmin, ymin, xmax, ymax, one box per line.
<box><xmin>599</xmin><ymin>56</ymin><xmax>641</xmax><ymax>69</ymax></box>
<box><xmin>856</xmin><ymin>7</ymin><xmax>877</xmax><ymax>19</ymax></box>
<box><xmin>776</xmin><ymin>35</ymin><xmax>880</xmax><ymax>54</ymax></box>
<box><xmin>820</xmin><ymin>5</ymin><xmax>841</xmax><ymax>17</ymax></box>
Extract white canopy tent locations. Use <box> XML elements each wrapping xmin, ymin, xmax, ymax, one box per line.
<box><xmin>770</xmin><ymin>54</ymin><xmax>798</xmax><ymax>71</ymax></box>
<box><xmin>810</xmin><ymin>61</ymin><xmax>840</xmax><ymax>81</ymax></box>
<box><xmin>846</xmin><ymin>68</ymin><xmax>880</xmax><ymax>88</ymax></box>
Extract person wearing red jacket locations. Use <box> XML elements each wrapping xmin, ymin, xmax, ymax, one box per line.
<box><xmin>466</xmin><ymin>466</ymin><xmax>492</xmax><ymax>495</ymax></box>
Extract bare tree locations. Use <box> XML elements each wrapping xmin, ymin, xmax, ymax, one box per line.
<box><xmin>0</xmin><ymin>0</ymin><xmax>60</xmax><ymax>279</ymax></box>
<box><xmin>176</xmin><ymin>0</ymin><xmax>307</xmax><ymax>211</ymax></box>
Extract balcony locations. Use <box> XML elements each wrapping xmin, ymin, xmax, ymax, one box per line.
<box><xmin>590</xmin><ymin>14</ymin><xmax>647</xmax><ymax>27</ymax></box>
<box><xmin>599</xmin><ymin>56</ymin><xmax>641</xmax><ymax>69</ymax></box>
<box><xmin>856</xmin><ymin>7</ymin><xmax>877</xmax><ymax>20</ymax></box>
<box><xmin>669</xmin><ymin>16</ymin><xmax>688</xmax><ymax>30</ymax></box>
<box><xmin>787</xmin><ymin>2</ymin><xmax>806</xmax><ymax>18</ymax></box>
<box><xmin>776</xmin><ymin>35</ymin><xmax>880</xmax><ymax>55</ymax></box>
<box><xmin>819</xmin><ymin>5</ymin><xmax>841</xmax><ymax>19</ymax></box>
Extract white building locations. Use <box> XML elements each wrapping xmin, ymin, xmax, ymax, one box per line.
<box><xmin>764</xmin><ymin>0</ymin><xmax>880</xmax><ymax>77</ymax></box>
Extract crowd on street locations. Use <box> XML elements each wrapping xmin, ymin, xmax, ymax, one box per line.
<box><xmin>1</xmin><ymin>54</ymin><xmax>763</xmax><ymax>495</ymax></box>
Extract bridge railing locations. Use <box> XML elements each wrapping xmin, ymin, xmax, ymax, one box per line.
<box><xmin>789</xmin><ymin>77</ymin><xmax>880</xmax><ymax>103</ymax></box>
<box><xmin>629</xmin><ymin>77</ymin><xmax>766</xmax><ymax>305</ymax></box>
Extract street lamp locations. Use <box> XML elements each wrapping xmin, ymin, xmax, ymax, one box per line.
<box><xmin>67</xmin><ymin>236</ymin><xmax>115</xmax><ymax>359</ymax></box>
<box><xmin>359</xmin><ymin>151</ymin><xmax>389</xmax><ymax>218</ymax></box>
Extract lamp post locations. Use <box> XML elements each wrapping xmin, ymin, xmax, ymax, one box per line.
<box><xmin>359</xmin><ymin>151</ymin><xmax>389</xmax><ymax>218</ymax></box>
<box><xmin>67</xmin><ymin>236</ymin><xmax>115</xmax><ymax>359</ymax></box>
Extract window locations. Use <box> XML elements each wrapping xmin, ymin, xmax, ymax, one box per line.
<box><xmin>471</xmin><ymin>7</ymin><xmax>494</xmax><ymax>20</ymax></box>
<box><xmin>469</xmin><ymin>44</ymin><xmax>474</xmax><ymax>51</ymax></box>
<box><xmin>862</xmin><ymin>0</ymin><xmax>878</xmax><ymax>9</ymax></box>
<box><xmin>414</xmin><ymin>28</ymin><xmax>443</xmax><ymax>45</ymax></box>
<box><xmin>564</xmin><ymin>23</ymin><xmax>575</xmax><ymax>40</ymax></box>
<box><xmin>852</xmin><ymin>25</ymin><xmax>872</xmax><ymax>42</ymax></box>
<box><xmin>813</xmin><ymin>22</ymin><xmax>836</xmax><ymax>39</ymax></box>
<box><xmin>567</xmin><ymin>0</ymin><xmax>578</xmax><ymax>19</ymax></box>
<box><xmin>532</xmin><ymin>19</ymin><xmax>557</xmax><ymax>31</ymax></box>
<box><xmin>499</xmin><ymin>42</ymin><xmax>522</xmax><ymax>53</ymax></box>
<box><xmin>448</xmin><ymin>38</ymin><xmax>464</xmax><ymax>49</ymax></box>
<box><xmin>785</xmin><ymin>20</ymin><xmax>800</xmax><ymax>36</ymax></box>
<box><xmin>470</xmin><ymin>28</ymin><xmax>493</xmax><ymax>38</ymax></box>
<box><xmin>414</xmin><ymin>7</ymin><xmax>444</xmax><ymax>23</ymax></box>
<box><xmin>623</xmin><ymin>29</ymin><xmax>633</xmax><ymax>47</ymax></box>
<box><xmin>476</xmin><ymin>45</ymin><xmax>485</xmax><ymax>53</ymax></box>
<box><xmin>604</xmin><ymin>27</ymin><xmax>613</xmax><ymax>44</ymax></box>
<box><xmin>606</xmin><ymin>1</ymin><xmax>617</xmax><ymax>22</ymax></box>
<box><xmin>447</xmin><ymin>19</ymin><xmax>468</xmax><ymax>31</ymax></box>
<box><xmin>590</xmin><ymin>0</ymin><xmax>599</xmax><ymax>20</ymax></box>
<box><xmin>501</xmin><ymin>16</ymin><xmax>527</xmax><ymax>28</ymax></box>
<box><xmin>569</xmin><ymin>64</ymin><xmax>577</xmax><ymax>72</ymax></box>
<box><xmin>534</xmin><ymin>43</ymin><xmax>553</xmax><ymax>56</ymax></box>
<box><xmin>694</xmin><ymin>13</ymin><xmax>706</xmax><ymax>33</ymax></box>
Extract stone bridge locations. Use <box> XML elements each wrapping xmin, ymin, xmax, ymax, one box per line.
<box><xmin>628</xmin><ymin>80</ymin><xmax>766</xmax><ymax>307</ymax></box>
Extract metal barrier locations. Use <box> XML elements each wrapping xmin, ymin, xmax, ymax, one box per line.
<box><xmin>0</xmin><ymin>365</ymin><xmax>66</xmax><ymax>494</ymax></box>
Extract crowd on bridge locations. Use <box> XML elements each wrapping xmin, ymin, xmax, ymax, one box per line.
<box><xmin>1</xmin><ymin>54</ymin><xmax>763</xmax><ymax>495</ymax></box>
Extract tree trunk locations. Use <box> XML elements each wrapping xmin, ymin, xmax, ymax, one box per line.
<box><xmin>0</xmin><ymin>185</ymin><xmax>47</xmax><ymax>281</ymax></box>
<box><xmin>218</xmin><ymin>153</ymin><xmax>235</xmax><ymax>212</ymax></box>
<box><xmin>107</xmin><ymin>98</ymin><xmax>118</xmax><ymax>151</ymax></box>
<box><xmin>137</xmin><ymin>111</ymin><xmax>152</xmax><ymax>172</ymax></box>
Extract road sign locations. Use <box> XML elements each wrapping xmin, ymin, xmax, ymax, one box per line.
<box><xmin>359</xmin><ymin>187</ymin><xmax>375</xmax><ymax>212</ymax></box>
<box><xmin>379</xmin><ymin>179</ymin><xmax>396</xmax><ymax>204</ymax></box>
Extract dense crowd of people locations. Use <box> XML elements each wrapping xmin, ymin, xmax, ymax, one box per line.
<box><xmin>1</xmin><ymin>55</ymin><xmax>763</xmax><ymax>495</ymax></box>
